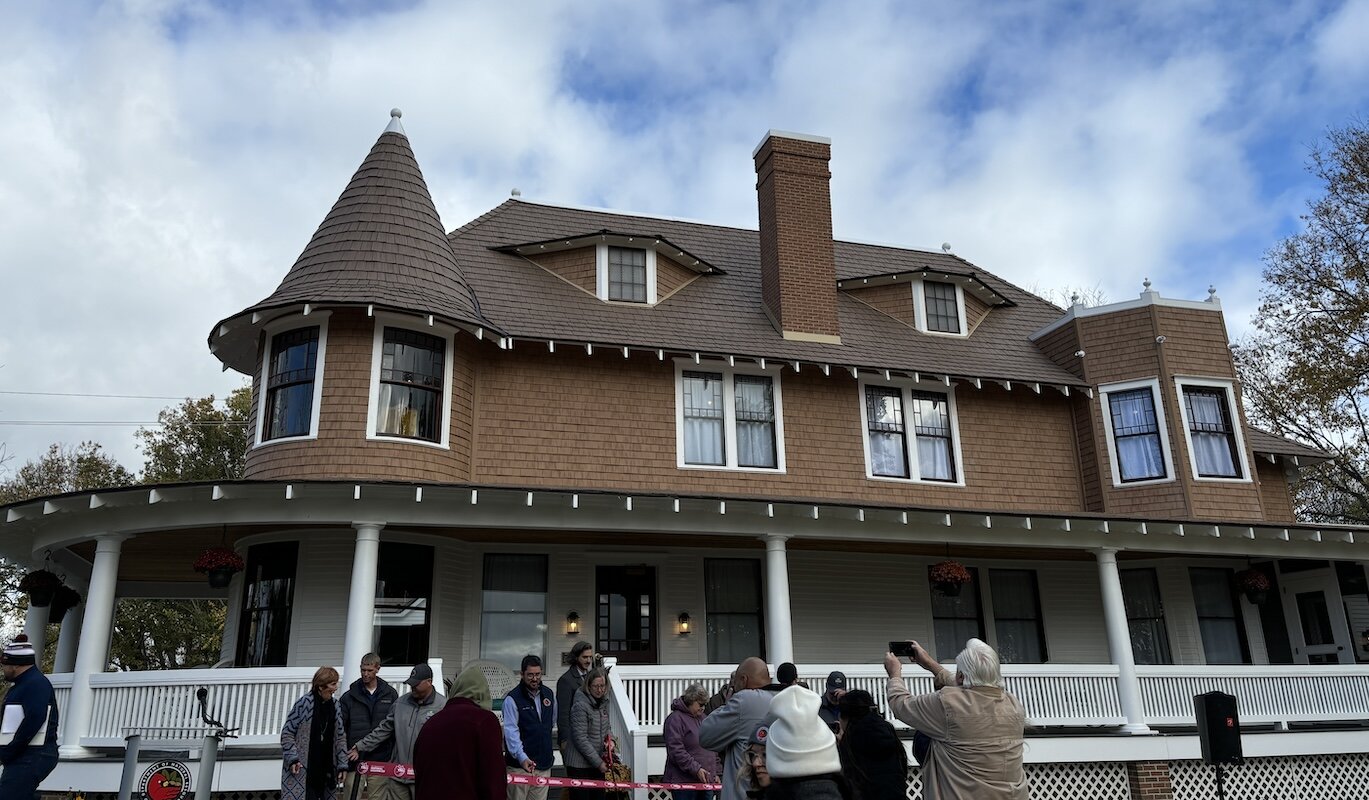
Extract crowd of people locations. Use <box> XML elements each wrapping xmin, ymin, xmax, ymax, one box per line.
<box><xmin>269</xmin><ymin>636</ymin><xmax>1025</xmax><ymax>800</ymax></box>
<box><xmin>0</xmin><ymin>631</ymin><xmax>1026</xmax><ymax>800</ymax></box>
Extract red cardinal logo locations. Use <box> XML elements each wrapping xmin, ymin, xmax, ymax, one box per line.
<box><xmin>145</xmin><ymin>768</ymin><xmax>185</xmax><ymax>800</ymax></box>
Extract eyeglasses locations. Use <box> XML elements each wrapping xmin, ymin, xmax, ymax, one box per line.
<box><xmin>747</xmin><ymin>751</ymin><xmax>766</xmax><ymax>765</ymax></box>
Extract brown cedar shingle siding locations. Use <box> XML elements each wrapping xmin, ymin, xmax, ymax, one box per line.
<box><xmin>846</xmin><ymin>283</ymin><xmax>915</xmax><ymax>326</ymax></box>
<box><xmin>965</xmin><ymin>292</ymin><xmax>992</xmax><ymax>333</ymax></box>
<box><xmin>530</xmin><ymin>247</ymin><xmax>597</xmax><ymax>294</ymax></box>
<box><xmin>656</xmin><ymin>254</ymin><xmax>698</xmax><ymax>299</ymax></box>
<box><xmin>1257</xmin><ymin>460</ymin><xmax>1296</xmax><ymax>523</ymax></box>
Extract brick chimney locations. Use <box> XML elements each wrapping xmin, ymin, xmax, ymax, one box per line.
<box><xmin>753</xmin><ymin>130</ymin><xmax>841</xmax><ymax>343</ymax></box>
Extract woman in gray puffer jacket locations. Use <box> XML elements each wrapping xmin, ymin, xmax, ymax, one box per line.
<box><xmin>568</xmin><ymin>668</ymin><xmax>614</xmax><ymax>800</ymax></box>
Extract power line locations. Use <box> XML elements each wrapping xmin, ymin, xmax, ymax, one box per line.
<box><xmin>0</xmin><ymin>390</ymin><xmax>202</xmax><ymax>400</ymax></box>
<box><xmin>0</xmin><ymin>421</ymin><xmax>250</xmax><ymax>427</ymax></box>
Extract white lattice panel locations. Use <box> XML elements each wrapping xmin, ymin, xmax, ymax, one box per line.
<box><xmin>1171</xmin><ymin>754</ymin><xmax>1369</xmax><ymax>800</ymax></box>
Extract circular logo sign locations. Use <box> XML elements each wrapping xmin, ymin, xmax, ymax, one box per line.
<box><xmin>139</xmin><ymin>759</ymin><xmax>192</xmax><ymax>800</ymax></box>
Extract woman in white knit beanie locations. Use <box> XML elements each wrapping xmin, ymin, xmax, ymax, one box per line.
<box><xmin>760</xmin><ymin>686</ymin><xmax>852</xmax><ymax>800</ymax></box>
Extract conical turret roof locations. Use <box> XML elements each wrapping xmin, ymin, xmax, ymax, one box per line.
<box><xmin>210</xmin><ymin>110</ymin><xmax>495</xmax><ymax>373</ymax></box>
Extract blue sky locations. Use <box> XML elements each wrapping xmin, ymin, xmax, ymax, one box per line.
<box><xmin>0</xmin><ymin>0</ymin><xmax>1367</xmax><ymax>473</ymax></box>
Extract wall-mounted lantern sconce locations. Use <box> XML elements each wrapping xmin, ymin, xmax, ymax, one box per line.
<box><xmin>566</xmin><ymin>611</ymin><xmax>581</xmax><ymax>636</ymax></box>
<box><xmin>678</xmin><ymin>611</ymin><xmax>692</xmax><ymax>636</ymax></box>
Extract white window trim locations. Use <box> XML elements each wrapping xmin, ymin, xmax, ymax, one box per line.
<box><xmin>364</xmin><ymin>313</ymin><xmax>457</xmax><ymax>450</ymax></box>
<box><xmin>674</xmin><ymin>359</ymin><xmax>786</xmax><ymax>472</ymax></box>
<box><xmin>912</xmin><ymin>278</ymin><xmax>969</xmax><ymax>338</ymax></box>
<box><xmin>254</xmin><ymin>311</ymin><xmax>331</xmax><ymax>448</ymax></box>
<box><xmin>596</xmin><ymin>244</ymin><xmax>658</xmax><ymax>305</ymax></box>
<box><xmin>1098</xmin><ymin>377</ymin><xmax>1176</xmax><ymax>488</ymax></box>
<box><xmin>1173</xmin><ymin>376</ymin><xmax>1252</xmax><ymax>484</ymax></box>
<box><xmin>857</xmin><ymin>375</ymin><xmax>966</xmax><ymax>487</ymax></box>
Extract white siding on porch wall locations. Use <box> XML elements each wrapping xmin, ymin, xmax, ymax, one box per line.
<box><xmin>291</xmin><ymin>533</ymin><xmax>353</xmax><ymax>665</ymax></box>
<box><xmin>1035</xmin><ymin>562</ymin><xmax>1109</xmax><ymax>663</ymax></box>
<box><xmin>788</xmin><ymin>551</ymin><xmax>934</xmax><ymax>661</ymax></box>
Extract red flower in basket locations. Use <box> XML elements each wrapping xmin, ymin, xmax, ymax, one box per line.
<box><xmin>929</xmin><ymin>560</ymin><xmax>972</xmax><ymax>586</ymax></box>
<box><xmin>193</xmin><ymin>546</ymin><xmax>245</xmax><ymax>574</ymax></box>
<box><xmin>1235</xmin><ymin>569</ymin><xmax>1271</xmax><ymax>592</ymax></box>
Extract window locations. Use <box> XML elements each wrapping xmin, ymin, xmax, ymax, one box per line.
<box><xmin>930</xmin><ymin>566</ymin><xmax>984</xmax><ymax>658</ymax></box>
<box><xmin>608</xmin><ymin>247</ymin><xmax>648</xmax><ymax>303</ymax></box>
<box><xmin>373</xmin><ymin>543</ymin><xmax>434</xmax><ymax>665</ymax></box>
<box><xmin>913</xmin><ymin>279</ymin><xmax>967</xmax><ymax>336</ymax></box>
<box><xmin>861</xmin><ymin>382</ymin><xmax>961</xmax><ymax>483</ymax></box>
<box><xmin>596</xmin><ymin>566</ymin><xmax>656</xmax><ymax>665</ymax></box>
<box><xmin>1120</xmin><ymin>568</ymin><xmax>1172</xmax><ymax>665</ymax></box>
<box><xmin>989</xmin><ymin>569</ymin><xmax>1047</xmax><ymax>663</ymax></box>
<box><xmin>480</xmin><ymin>554</ymin><xmax>548</xmax><ymax>672</ymax></box>
<box><xmin>1099</xmin><ymin>379</ymin><xmax>1174</xmax><ymax>487</ymax></box>
<box><xmin>676</xmin><ymin>362</ymin><xmax>785</xmax><ymax>471</ymax></box>
<box><xmin>705</xmin><ymin>559</ymin><xmax>764</xmax><ymax>664</ymax></box>
<box><xmin>1176</xmin><ymin>381</ymin><xmax>1247</xmax><ymax>480</ymax></box>
<box><xmin>236</xmin><ymin>542</ymin><xmax>299</xmax><ymax>667</ymax></box>
<box><xmin>923</xmin><ymin>281</ymin><xmax>961</xmax><ymax>333</ymax></box>
<box><xmin>262</xmin><ymin>326</ymin><xmax>321</xmax><ymax>441</ymax></box>
<box><xmin>596</xmin><ymin>244</ymin><xmax>657</xmax><ymax>304</ymax></box>
<box><xmin>1189</xmin><ymin>568</ymin><xmax>1250</xmax><ymax>665</ymax></box>
<box><xmin>366</xmin><ymin>317</ymin><xmax>456</xmax><ymax>448</ymax></box>
<box><xmin>377</xmin><ymin>328</ymin><xmax>445</xmax><ymax>442</ymax></box>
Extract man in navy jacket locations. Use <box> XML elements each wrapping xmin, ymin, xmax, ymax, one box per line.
<box><xmin>0</xmin><ymin>634</ymin><xmax>60</xmax><ymax>799</ymax></box>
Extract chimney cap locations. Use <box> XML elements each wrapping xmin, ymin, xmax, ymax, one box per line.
<box><xmin>752</xmin><ymin>129</ymin><xmax>832</xmax><ymax>158</ymax></box>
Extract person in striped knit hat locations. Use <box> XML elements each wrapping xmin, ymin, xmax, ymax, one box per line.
<box><xmin>1</xmin><ymin>633</ymin><xmax>60</xmax><ymax>799</ymax></box>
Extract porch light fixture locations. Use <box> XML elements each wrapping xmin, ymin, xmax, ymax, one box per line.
<box><xmin>677</xmin><ymin>611</ymin><xmax>692</xmax><ymax>635</ymax></box>
<box><xmin>566</xmin><ymin>611</ymin><xmax>581</xmax><ymax>636</ymax></box>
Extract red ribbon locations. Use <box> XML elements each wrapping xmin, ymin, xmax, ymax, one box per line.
<box><xmin>359</xmin><ymin>762</ymin><xmax>721</xmax><ymax>789</ymax></box>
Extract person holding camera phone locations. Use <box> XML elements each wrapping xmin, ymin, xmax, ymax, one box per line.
<box><xmin>883</xmin><ymin>639</ymin><xmax>1028</xmax><ymax>799</ymax></box>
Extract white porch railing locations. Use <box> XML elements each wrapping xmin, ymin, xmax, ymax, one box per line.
<box><xmin>614</xmin><ymin>663</ymin><xmax>1369</xmax><ymax>734</ymax></box>
<box><xmin>604</xmin><ymin>658</ymin><xmax>651</xmax><ymax>800</ymax></box>
<box><xmin>1136</xmin><ymin>665</ymin><xmax>1369</xmax><ymax>726</ymax></box>
<box><xmin>68</xmin><ymin>661</ymin><xmax>441</xmax><ymax>748</ymax></box>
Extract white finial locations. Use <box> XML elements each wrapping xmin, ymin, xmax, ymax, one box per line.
<box><xmin>384</xmin><ymin>108</ymin><xmax>406</xmax><ymax>135</ymax></box>
<box><xmin>1070</xmin><ymin>291</ymin><xmax>1081</xmax><ymax>306</ymax></box>
<box><xmin>511</xmin><ymin>188</ymin><xmax>522</xmax><ymax>197</ymax></box>
<box><xmin>1207</xmin><ymin>284</ymin><xmax>1220</xmax><ymax>305</ymax></box>
<box><xmin>941</xmin><ymin>242</ymin><xmax>952</xmax><ymax>253</ymax></box>
<box><xmin>1143</xmin><ymin>277</ymin><xmax>1152</xmax><ymax>291</ymax></box>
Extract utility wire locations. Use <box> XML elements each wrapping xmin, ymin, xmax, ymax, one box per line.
<box><xmin>0</xmin><ymin>390</ymin><xmax>204</xmax><ymax>400</ymax></box>
<box><xmin>0</xmin><ymin>421</ymin><xmax>250</xmax><ymax>427</ymax></box>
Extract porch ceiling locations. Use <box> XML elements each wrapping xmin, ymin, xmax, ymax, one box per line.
<box><xmin>4</xmin><ymin>480</ymin><xmax>1367</xmax><ymax>570</ymax></box>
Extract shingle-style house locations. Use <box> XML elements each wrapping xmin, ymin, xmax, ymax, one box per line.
<box><xmin>5</xmin><ymin>111</ymin><xmax>1369</xmax><ymax>799</ymax></box>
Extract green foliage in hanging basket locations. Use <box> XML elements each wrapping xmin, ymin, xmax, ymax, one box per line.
<box><xmin>18</xmin><ymin>569</ymin><xmax>62</xmax><ymax>594</ymax></box>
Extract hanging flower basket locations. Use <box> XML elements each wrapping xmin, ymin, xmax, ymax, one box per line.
<box><xmin>1236</xmin><ymin>569</ymin><xmax>1271</xmax><ymax>605</ymax></box>
<box><xmin>193</xmin><ymin>547</ymin><xmax>245</xmax><ymax>588</ymax></box>
<box><xmin>929</xmin><ymin>560</ymin><xmax>972</xmax><ymax>597</ymax></box>
<box><xmin>49</xmin><ymin>584</ymin><xmax>83</xmax><ymax>620</ymax></box>
<box><xmin>18</xmin><ymin>569</ymin><xmax>63</xmax><ymax>607</ymax></box>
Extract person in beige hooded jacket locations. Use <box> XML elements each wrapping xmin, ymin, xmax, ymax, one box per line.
<box><xmin>884</xmin><ymin>638</ymin><xmax>1028</xmax><ymax>800</ymax></box>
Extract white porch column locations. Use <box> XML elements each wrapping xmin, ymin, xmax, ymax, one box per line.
<box><xmin>23</xmin><ymin>601</ymin><xmax>51</xmax><ymax>667</ymax></box>
<box><xmin>62</xmin><ymin>533</ymin><xmax>129</xmax><ymax>757</ymax></box>
<box><xmin>762</xmin><ymin>534</ymin><xmax>794</xmax><ymax>664</ymax></box>
<box><xmin>1095</xmin><ymin>548</ymin><xmax>1152</xmax><ymax>734</ymax></box>
<box><xmin>342</xmin><ymin>522</ymin><xmax>384</xmax><ymax>683</ymax></box>
<box><xmin>53</xmin><ymin>604</ymin><xmax>84</xmax><ymax>673</ymax></box>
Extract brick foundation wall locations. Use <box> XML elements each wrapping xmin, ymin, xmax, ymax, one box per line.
<box><xmin>1127</xmin><ymin>760</ymin><xmax>1175</xmax><ymax>800</ymax></box>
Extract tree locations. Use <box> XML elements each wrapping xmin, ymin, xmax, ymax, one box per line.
<box><xmin>137</xmin><ymin>386</ymin><xmax>252</xmax><ymax>483</ymax></box>
<box><xmin>109</xmin><ymin>599</ymin><xmax>228</xmax><ymax>670</ymax></box>
<box><xmin>1235</xmin><ymin>120</ymin><xmax>1369</xmax><ymax>523</ymax></box>
<box><xmin>0</xmin><ymin>441</ymin><xmax>135</xmax><ymax>505</ymax></box>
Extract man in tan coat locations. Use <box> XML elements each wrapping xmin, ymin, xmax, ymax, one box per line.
<box><xmin>884</xmin><ymin>638</ymin><xmax>1028</xmax><ymax>800</ymax></box>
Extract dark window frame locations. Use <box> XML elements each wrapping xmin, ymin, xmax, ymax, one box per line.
<box><xmin>704</xmin><ymin>558</ymin><xmax>765</xmax><ymax>664</ymax></box>
<box><xmin>235</xmin><ymin>541</ymin><xmax>299</xmax><ymax>667</ymax></box>
<box><xmin>373</xmin><ymin>542</ymin><xmax>435</xmax><ymax>665</ymax></box>
<box><xmin>864</xmin><ymin>384</ymin><xmax>958</xmax><ymax>482</ymax></box>
<box><xmin>376</xmin><ymin>326</ymin><xmax>446</xmax><ymax>443</ymax></box>
<box><xmin>1182</xmin><ymin>386</ymin><xmax>1243</xmax><ymax>478</ymax></box>
<box><xmin>923</xmin><ymin>280</ymin><xmax>961</xmax><ymax>334</ymax></box>
<box><xmin>1121</xmin><ymin>567</ymin><xmax>1173</xmax><ymax>665</ymax></box>
<box><xmin>263</xmin><ymin>327</ymin><xmax>320</xmax><ymax>441</ymax></box>
<box><xmin>988</xmin><ymin>568</ymin><xmax>1048</xmax><ymax>664</ymax></box>
<box><xmin>1107</xmin><ymin>387</ymin><xmax>1168</xmax><ymax>483</ymax></box>
<box><xmin>930</xmin><ymin>566</ymin><xmax>985</xmax><ymax>658</ymax></box>
<box><xmin>479</xmin><ymin>553</ymin><xmax>549</xmax><ymax>673</ymax></box>
<box><xmin>1188</xmin><ymin>567</ymin><xmax>1252</xmax><ymax>665</ymax></box>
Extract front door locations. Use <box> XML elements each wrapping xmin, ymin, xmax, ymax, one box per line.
<box><xmin>1280</xmin><ymin>569</ymin><xmax>1354</xmax><ymax>664</ymax></box>
<box><xmin>596</xmin><ymin>566</ymin><xmax>658</xmax><ymax>665</ymax></box>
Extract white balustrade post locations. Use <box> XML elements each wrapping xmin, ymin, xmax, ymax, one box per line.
<box><xmin>762</xmin><ymin>534</ymin><xmax>794</xmax><ymax>664</ymax></box>
<box><xmin>342</xmin><ymin>522</ymin><xmax>384</xmax><ymax>683</ymax></box>
<box><xmin>62</xmin><ymin>533</ymin><xmax>129</xmax><ymax>757</ymax></box>
<box><xmin>53</xmin><ymin>603</ymin><xmax>84</xmax><ymax>673</ymax></box>
<box><xmin>23</xmin><ymin>600</ymin><xmax>51</xmax><ymax>668</ymax></box>
<box><xmin>1094</xmin><ymin>548</ymin><xmax>1152</xmax><ymax>734</ymax></box>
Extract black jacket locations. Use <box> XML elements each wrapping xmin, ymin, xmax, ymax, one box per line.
<box><xmin>556</xmin><ymin>665</ymin><xmax>588</xmax><ymax>745</ymax></box>
<box><xmin>837</xmin><ymin>715</ymin><xmax>907</xmax><ymax>800</ymax></box>
<box><xmin>340</xmin><ymin>676</ymin><xmax>399</xmax><ymax>762</ymax></box>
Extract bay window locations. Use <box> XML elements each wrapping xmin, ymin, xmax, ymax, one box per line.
<box><xmin>366</xmin><ymin>317</ymin><xmax>456</xmax><ymax>448</ymax></box>
<box><xmin>260</xmin><ymin>325</ymin><xmax>323</xmax><ymax>442</ymax></box>
<box><xmin>1099</xmin><ymin>379</ymin><xmax>1174</xmax><ymax>487</ymax></box>
<box><xmin>1176</xmin><ymin>379</ymin><xmax>1248</xmax><ymax>481</ymax></box>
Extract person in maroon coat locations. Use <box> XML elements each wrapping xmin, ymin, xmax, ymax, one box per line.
<box><xmin>413</xmin><ymin>666</ymin><xmax>506</xmax><ymax>800</ymax></box>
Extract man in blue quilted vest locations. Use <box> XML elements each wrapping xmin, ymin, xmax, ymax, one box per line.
<box><xmin>504</xmin><ymin>654</ymin><xmax>557</xmax><ymax>800</ymax></box>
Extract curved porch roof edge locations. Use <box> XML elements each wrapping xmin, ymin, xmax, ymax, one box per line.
<box><xmin>2</xmin><ymin>480</ymin><xmax>1364</xmax><ymax>565</ymax></box>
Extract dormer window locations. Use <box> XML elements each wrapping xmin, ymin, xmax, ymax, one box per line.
<box><xmin>913</xmin><ymin>279</ymin><xmax>967</xmax><ymax>336</ymax></box>
<box><xmin>598</xmin><ymin>245</ymin><xmax>657</xmax><ymax>304</ymax></box>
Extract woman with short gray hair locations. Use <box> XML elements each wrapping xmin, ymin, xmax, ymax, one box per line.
<box><xmin>663</xmin><ymin>683</ymin><xmax>721</xmax><ymax>800</ymax></box>
<box><xmin>883</xmin><ymin>639</ymin><xmax>1027</xmax><ymax>799</ymax></box>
